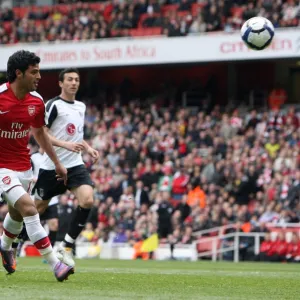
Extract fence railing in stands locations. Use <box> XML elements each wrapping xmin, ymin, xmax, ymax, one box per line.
<box><xmin>194</xmin><ymin>223</ymin><xmax>300</xmax><ymax>262</ymax></box>
<box><xmin>193</xmin><ymin>223</ymin><xmax>300</xmax><ymax>238</ymax></box>
<box><xmin>195</xmin><ymin>232</ymin><xmax>265</xmax><ymax>262</ymax></box>
<box><xmin>192</xmin><ymin>224</ymin><xmax>236</xmax><ymax>237</ymax></box>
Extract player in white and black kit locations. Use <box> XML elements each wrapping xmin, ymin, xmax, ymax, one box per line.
<box><xmin>33</xmin><ymin>68</ymin><xmax>99</xmax><ymax>267</ymax></box>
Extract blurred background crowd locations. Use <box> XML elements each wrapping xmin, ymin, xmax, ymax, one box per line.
<box><xmin>0</xmin><ymin>0</ymin><xmax>300</xmax><ymax>43</ymax></box>
<box><xmin>0</xmin><ymin>97</ymin><xmax>296</xmax><ymax>252</ymax></box>
<box><xmin>0</xmin><ymin>0</ymin><xmax>299</xmax><ymax>262</ymax></box>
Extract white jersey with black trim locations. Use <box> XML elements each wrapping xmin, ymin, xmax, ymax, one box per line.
<box><xmin>41</xmin><ymin>96</ymin><xmax>85</xmax><ymax>170</ymax></box>
<box><xmin>31</xmin><ymin>151</ymin><xmax>58</xmax><ymax>206</ymax></box>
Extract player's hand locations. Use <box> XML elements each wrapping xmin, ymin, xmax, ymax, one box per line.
<box><xmin>55</xmin><ymin>163</ymin><xmax>68</xmax><ymax>185</ymax></box>
<box><xmin>87</xmin><ymin>147</ymin><xmax>100</xmax><ymax>164</ymax></box>
<box><xmin>64</xmin><ymin>141</ymin><xmax>85</xmax><ymax>153</ymax></box>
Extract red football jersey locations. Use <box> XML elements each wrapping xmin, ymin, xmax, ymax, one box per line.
<box><xmin>0</xmin><ymin>83</ymin><xmax>45</xmax><ymax>171</ymax></box>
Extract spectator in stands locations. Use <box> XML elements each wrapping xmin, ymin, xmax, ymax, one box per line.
<box><xmin>172</xmin><ymin>166</ymin><xmax>189</xmax><ymax>201</ymax></box>
<box><xmin>286</xmin><ymin>232</ymin><xmax>299</xmax><ymax>262</ymax></box>
<box><xmin>268</xmin><ymin>84</ymin><xmax>288</xmax><ymax>111</ymax></box>
<box><xmin>189</xmin><ymin>15</ymin><xmax>206</xmax><ymax>34</ymax></box>
<box><xmin>204</xmin><ymin>5</ymin><xmax>221</xmax><ymax>32</ymax></box>
<box><xmin>79</xmin><ymin>223</ymin><xmax>95</xmax><ymax>242</ymax></box>
<box><xmin>268</xmin><ymin>232</ymin><xmax>288</xmax><ymax>262</ymax></box>
<box><xmin>134</xmin><ymin>180</ymin><xmax>150</xmax><ymax>209</ymax></box>
<box><xmin>256</xmin><ymin>232</ymin><xmax>272</xmax><ymax>261</ymax></box>
<box><xmin>242</xmin><ymin>2</ymin><xmax>258</xmax><ymax>20</ymax></box>
<box><xmin>187</xmin><ymin>179</ymin><xmax>206</xmax><ymax>210</ymax></box>
<box><xmin>0</xmin><ymin>0</ymin><xmax>300</xmax><ymax>43</ymax></box>
<box><xmin>179</xmin><ymin>0</ymin><xmax>191</xmax><ymax>12</ymax></box>
<box><xmin>1</xmin><ymin>8</ymin><xmax>14</xmax><ymax>21</ymax></box>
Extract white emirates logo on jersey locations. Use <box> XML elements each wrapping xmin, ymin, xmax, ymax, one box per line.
<box><xmin>28</xmin><ymin>105</ymin><xmax>36</xmax><ymax>116</ymax></box>
<box><xmin>66</xmin><ymin>123</ymin><xmax>76</xmax><ymax>136</ymax></box>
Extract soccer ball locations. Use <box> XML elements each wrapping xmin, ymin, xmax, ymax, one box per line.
<box><xmin>241</xmin><ymin>17</ymin><xmax>275</xmax><ymax>51</ymax></box>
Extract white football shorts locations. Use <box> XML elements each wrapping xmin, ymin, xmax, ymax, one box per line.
<box><xmin>0</xmin><ymin>168</ymin><xmax>34</xmax><ymax>207</ymax></box>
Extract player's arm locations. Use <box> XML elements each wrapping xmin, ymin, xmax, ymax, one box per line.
<box><xmin>45</xmin><ymin>127</ymin><xmax>84</xmax><ymax>153</ymax></box>
<box><xmin>31</xmin><ymin>126</ymin><xmax>67</xmax><ymax>185</ymax></box>
<box><xmin>82</xmin><ymin>140</ymin><xmax>100</xmax><ymax>163</ymax></box>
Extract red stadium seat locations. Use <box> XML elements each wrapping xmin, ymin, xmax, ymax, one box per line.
<box><xmin>138</xmin><ymin>13</ymin><xmax>160</xmax><ymax>28</ymax></box>
<box><xmin>56</xmin><ymin>4</ymin><xmax>70</xmax><ymax>14</ymax></box>
<box><xmin>197</xmin><ymin>237</ymin><xmax>221</xmax><ymax>254</ymax></box>
<box><xmin>110</xmin><ymin>30</ymin><xmax>119</xmax><ymax>37</ymax></box>
<box><xmin>89</xmin><ymin>3</ymin><xmax>105</xmax><ymax>12</ymax></box>
<box><xmin>151</xmin><ymin>27</ymin><xmax>162</xmax><ymax>35</ymax></box>
<box><xmin>14</xmin><ymin>7</ymin><xmax>29</xmax><ymax>18</ymax></box>
<box><xmin>130</xmin><ymin>27</ymin><xmax>162</xmax><ymax>37</ymax></box>
<box><xmin>161</xmin><ymin>4</ymin><xmax>179</xmax><ymax>16</ymax></box>
<box><xmin>42</xmin><ymin>6</ymin><xmax>51</xmax><ymax>13</ymax></box>
<box><xmin>191</xmin><ymin>3</ymin><xmax>205</xmax><ymax>16</ymax></box>
<box><xmin>3</xmin><ymin>21</ymin><xmax>12</xmax><ymax>33</ymax></box>
<box><xmin>177</xmin><ymin>11</ymin><xmax>190</xmax><ymax>18</ymax></box>
<box><xmin>231</xmin><ymin>6</ymin><xmax>244</xmax><ymax>17</ymax></box>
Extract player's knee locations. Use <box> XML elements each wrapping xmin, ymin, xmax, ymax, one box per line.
<box><xmin>80</xmin><ymin>196</ymin><xmax>93</xmax><ymax>209</ymax></box>
<box><xmin>13</xmin><ymin>192</ymin><xmax>38</xmax><ymax>217</ymax></box>
<box><xmin>20</xmin><ymin>202</ymin><xmax>38</xmax><ymax>217</ymax></box>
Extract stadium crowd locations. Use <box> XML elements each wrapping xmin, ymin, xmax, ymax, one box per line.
<box><xmin>0</xmin><ymin>88</ymin><xmax>299</xmax><ymax>260</ymax></box>
<box><xmin>0</xmin><ymin>0</ymin><xmax>299</xmax><ymax>43</ymax></box>
<box><xmin>48</xmin><ymin>99</ymin><xmax>300</xmax><ymax>239</ymax></box>
<box><xmin>0</xmin><ymin>71</ymin><xmax>299</xmax><ymax>253</ymax></box>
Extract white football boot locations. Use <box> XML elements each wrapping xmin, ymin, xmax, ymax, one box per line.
<box><xmin>56</xmin><ymin>243</ymin><xmax>75</xmax><ymax>268</ymax></box>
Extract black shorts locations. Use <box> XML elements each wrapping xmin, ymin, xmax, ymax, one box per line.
<box><xmin>158</xmin><ymin>224</ymin><xmax>172</xmax><ymax>239</ymax></box>
<box><xmin>33</xmin><ymin>164</ymin><xmax>94</xmax><ymax>200</ymax></box>
<box><xmin>40</xmin><ymin>204</ymin><xmax>58</xmax><ymax>221</ymax></box>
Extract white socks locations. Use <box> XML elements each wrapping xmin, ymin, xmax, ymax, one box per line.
<box><xmin>1</xmin><ymin>213</ymin><xmax>23</xmax><ymax>250</ymax></box>
<box><xmin>23</xmin><ymin>214</ymin><xmax>47</xmax><ymax>244</ymax></box>
<box><xmin>23</xmin><ymin>214</ymin><xmax>59</xmax><ymax>270</ymax></box>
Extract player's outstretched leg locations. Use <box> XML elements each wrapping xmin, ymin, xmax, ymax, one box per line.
<box><xmin>22</xmin><ymin>212</ymin><xmax>74</xmax><ymax>281</ymax></box>
<box><xmin>12</xmin><ymin>207</ymin><xmax>58</xmax><ymax>260</ymax></box>
<box><xmin>57</xmin><ymin>185</ymin><xmax>93</xmax><ymax>267</ymax></box>
<box><xmin>3</xmin><ymin>189</ymin><xmax>74</xmax><ymax>281</ymax></box>
<box><xmin>0</xmin><ymin>213</ymin><xmax>23</xmax><ymax>274</ymax></box>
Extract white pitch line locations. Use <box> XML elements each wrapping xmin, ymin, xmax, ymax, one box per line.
<box><xmin>13</xmin><ymin>266</ymin><xmax>300</xmax><ymax>279</ymax></box>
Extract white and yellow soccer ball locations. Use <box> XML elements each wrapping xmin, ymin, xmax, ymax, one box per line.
<box><xmin>241</xmin><ymin>16</ymin><xmax>275</xmax><ymax>51</ymax></box>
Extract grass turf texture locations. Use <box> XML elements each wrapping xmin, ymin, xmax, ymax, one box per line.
<box><xmin>0</xmin><ymin>258</ymin><xmax>299</xmax><ymax>300</ymax></box>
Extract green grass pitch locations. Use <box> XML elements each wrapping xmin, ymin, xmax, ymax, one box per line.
<box><xmin>0</xmin><ymin>258</ymin><xmax>299</xmax><ymax>300</ymax></box>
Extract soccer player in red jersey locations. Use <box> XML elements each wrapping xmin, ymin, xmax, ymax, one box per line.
<box><xmin>0</xmin><ymin>50</ymin><xmax>74</xmax><ymax>281</ymax></box>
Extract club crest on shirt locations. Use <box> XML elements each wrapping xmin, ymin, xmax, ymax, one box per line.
<box><xmin>28</xmin><ymin>105</ymin><xmax>36</xmax><ymax>116</ymax></box>
<box><xmin>2</xmin><ymin>176</ymin><xmax>11</xmax><ymax>185</ymax></box>
<box><xmin>66</xmin><ymin>123</ymin><xmax>76</xmax><ymax>136</ymax></box>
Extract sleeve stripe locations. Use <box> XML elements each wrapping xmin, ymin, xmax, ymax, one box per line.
<box><xmin>45</xmin><ymin>97</ymin><xmax>59</xmax><ymax>112</ymax></box>
<box><xmin>46</xmin><ymin>104</ymin><xmax>58</xmax><ymax>128</ymax></box>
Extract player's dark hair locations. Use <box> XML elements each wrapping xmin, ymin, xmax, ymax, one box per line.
<box><xmin>7</xmin><ymin>50</ymin><xmax>40</xmax><ymax>83</ymax></box>
<box><xmin>59</xmin><ymin>68</ymin><xmax>80</xmax><ymax>82</ymax></box>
